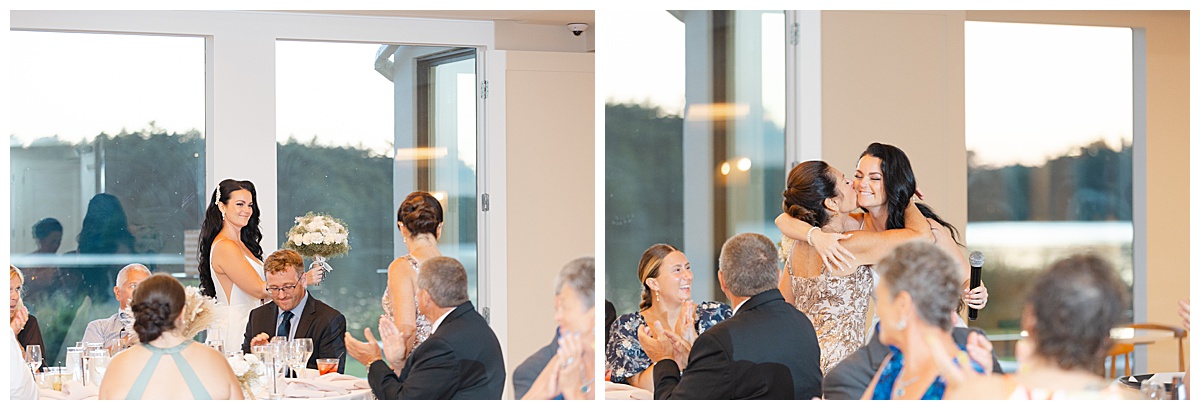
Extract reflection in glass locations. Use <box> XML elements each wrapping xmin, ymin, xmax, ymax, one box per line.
<box><xmin>9</xmin><ymin>30</ymin><xmax>205</xmax><ymax>367</ymax></box>
<box><xmin>275</xmin><ymin>41</ymin><xmax>478</xmax><ymax>377</ymax></box>
<box><xmin>605</xmin><ymin>11</ymin><xmax>784</xmax><ymax>315</ymax></box>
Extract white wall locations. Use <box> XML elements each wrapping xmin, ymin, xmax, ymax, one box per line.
<box><xmin>498</xmin><ymin>50</ymin><xmax>596</xmax><ymax>398</ymax></box>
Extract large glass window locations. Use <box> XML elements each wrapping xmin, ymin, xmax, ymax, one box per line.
<box><xmin>275</xmin><ymin>41</ymin><xmax>478</xmax><ymax>377</ymax></box>
<box><xmin>9</xmin><ymin>31</ymin><xmax>205</xmax><ymax>365</ymax></box>
<box><xmin>605</xmin><ymin>10</ymin><xmax>785</xmax><ymax>317</ymax></box>
<box><xmin>965</xmin><ymin>22</ymin><xmax>1134</xmax><ymax>361</ymax></box>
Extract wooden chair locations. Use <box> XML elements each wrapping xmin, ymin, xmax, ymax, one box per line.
<box><xmin>1106</xmin><ymin>342</ymin><xmax>1135</xmax><ymax>378</ymax></box>
<box><xmin>1126</xmin><ymin>323</ymin><xmax>1189</xmax><ymax>371</ymax></box>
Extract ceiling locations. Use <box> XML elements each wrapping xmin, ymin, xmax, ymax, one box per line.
<box><xmin>282</xmin><ymin>10</ymin><xmax>594</xmax><ymax>27</ymax></box>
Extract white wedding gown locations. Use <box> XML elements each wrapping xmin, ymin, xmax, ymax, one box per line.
<box><xmin>208</xmin><ymin>240</ymin><xmax>266</xmax><ymax>352</ymax></box>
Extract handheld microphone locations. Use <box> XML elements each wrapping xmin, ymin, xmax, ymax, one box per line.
<box><xmin>968</xmin><ymin>251</ymin><xmax>984</xmax><ymax>321</ymax></box>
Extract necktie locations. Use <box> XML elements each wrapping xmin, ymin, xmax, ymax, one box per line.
<box><xmin>278</xmin><ymin>310</ymin><xmax>293</xmax><ymax>339</ymax></box>
<box><xmin>278</xmin><ymin>310</ymin><xmax>295</xmax><ymax>377</ymax></box>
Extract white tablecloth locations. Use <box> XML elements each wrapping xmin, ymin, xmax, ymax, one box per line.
<box><xmin>604</xmin><ymin>381</ymin><xmax>651</xmax><ymax>400</ymax></box>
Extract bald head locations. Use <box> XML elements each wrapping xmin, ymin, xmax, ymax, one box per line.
<box><xmin>115</xmin><ymin>264</ymin><xmax>152</xmax><ymax>310</ymax></box>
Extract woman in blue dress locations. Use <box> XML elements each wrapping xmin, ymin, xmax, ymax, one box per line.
<box><xmin>605</xmin><ymin>244</ymin><xmax>732</xmax><ymax>392</ymax></box>
<box><xmin>862</xmin><ymin>242</ymin><xmax>988</xmax><ymax>400</ymax></box>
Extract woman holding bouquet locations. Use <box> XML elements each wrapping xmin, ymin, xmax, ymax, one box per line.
<box><xmin>382</xmin><ymin>191</ymin><xmax>443</xmax><ymax>349</ymax></box>
<box><xmin>198</xmin><ymin>179</ymin><xmax>320</xmax><ymax>350</ymax></box>
<box><xmin>100</xmin><ymin>274</ymin><xmax>243</xmax><ymax>399</ymax></box>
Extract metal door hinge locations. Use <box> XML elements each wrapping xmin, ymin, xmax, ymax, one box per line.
<box><xmin>482</xmin><ymin>307</ymin><xmax>490</xmax><ymax>324</ymax></box>
<box><xmin>481</xmin><ymin>80</ymin><xmax>489</xmax><ymax>99</ymax></box>
<box><xmin>482</xmin><ymin>193</ymin><xmax>490</xmax><ymax>212</ymax></box>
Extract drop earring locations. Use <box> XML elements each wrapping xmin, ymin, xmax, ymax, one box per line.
<box><xmin>656</xmin><ymin>290</ymin><xmax>661</xmax><ymax>302</ymax></box>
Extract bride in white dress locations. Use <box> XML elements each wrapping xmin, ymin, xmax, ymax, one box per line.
<box><xmin>198</xmin><ymin>180</ymin><xmax>320</xmax><ymax>351</ymax></box>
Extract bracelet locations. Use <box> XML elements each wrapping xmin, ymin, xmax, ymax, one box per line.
<box><xmin>806</xmin><ymin>226</ymin><xmax>820</xmax><ymax>247</ymax></box>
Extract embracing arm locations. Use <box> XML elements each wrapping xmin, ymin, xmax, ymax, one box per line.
<box><xmin>821</xmin><ymin>201</ymin><xmax>934</xmax><ymax>267</ymax></box>
<box><xmin>211</xmin><ymin>241</ymin><xmax>269</xmax><ymax>300</ymax></box>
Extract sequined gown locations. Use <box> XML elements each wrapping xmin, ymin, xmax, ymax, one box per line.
<box><xmin>784</xmin><ymin>237</ymin><xmax>876</xmax><ymax>375</ymax></box>
<box><xmin>381</xmin><ymin>254</ymin><xmax>432</xmax><ymax>347</ymax></box>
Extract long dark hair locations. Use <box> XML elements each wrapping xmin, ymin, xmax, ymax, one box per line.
<box><xmin>131</xmin><ymin>274</ymin><xmax>185</xmax><ymax>343</ymax></box>
<box><xmin>197</xmin><ymin>179</ymin><xmax>263</xmax><ymax>298</ymax></box>
<box><xmin>77</xmin><ymin>193</ymin><xmax>136</xmax><ymax>298</ymax></box>
<box><xmin>860</xmin><ymin>142</ymin><xmax>917</xmax><ymax>230</ymax></box>
<box><xmin>782</xmin><ymin>161</ymin><xmax>840</xmax><ymax>228</ymax></box>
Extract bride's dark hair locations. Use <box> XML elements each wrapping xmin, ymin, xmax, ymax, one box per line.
<box><xmin>197</xmin><ymin>179</ymin><xmax>263</xmax><ymax>298</ymax></box>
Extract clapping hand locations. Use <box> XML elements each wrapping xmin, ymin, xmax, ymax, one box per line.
<box><xmin>964</xmin><ymin>331</ymin><xmax>994</xmax><ymax>375</ymax></box>
<box><xmin>926</xmin><ymin>334</ymin><xmax>986</xmax><ymax>397</ymax></box>
<box><xmin>675</xmin><ymin>300</ymin><xmax>698</xmax><ymax>345</ymax></box>
<box><xmin>556</xmin><ymin>331</ymin><xmax>591</xmax><ymax>399</ymax></box>
<box><xmin>637</xmin><ymin>321</ymin><xmax>675</xmax><ymax>364</ymax></box>
<box><xmin>378</xmin><ymin>315</ymin><xmax>411</xmax><ymax>367</ymax></box>
<box><xmin>343</xmin><ymin>328</ymin><xmax>383</xmax><ymax>368</ymax></box>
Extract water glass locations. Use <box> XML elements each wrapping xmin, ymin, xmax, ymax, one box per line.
<box><xmin>66</xmin><ymin>346</ymin><xmax>86</xmax><ymax>382</ymax></box>
<box><xmin>206</xmin><ymin>339</ymin><xmax>226</xmax><ymax>356</ymax></box>
<box><xmin>1141</xmin><ymin>382</ymin><xmax>1167</xmax><ymax>400</ymax></box>
<box><xmin>87</xmin><ymin>349</ymin><xmax>110</xmax><ymax>387</ymax></box>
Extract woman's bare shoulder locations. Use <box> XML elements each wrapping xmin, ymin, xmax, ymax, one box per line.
<box><xmin>387</xmin><ymin>256</ymin><xmax>417</xmax><ymax>279</ymax></box>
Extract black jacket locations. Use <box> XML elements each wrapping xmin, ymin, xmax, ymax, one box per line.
<box><xmin>367</xmin><ymin>301</ymin><xmax>505</xmax><ymax>399</ymax></box>
<box><xmin>653</xmin><ymin>289</ymin><xmax>823</xmax><ymax>399</ymax></box>
<box><xmin>241</xmin><ymin>293</ymin><xmax>347</xmax><ymax>373</ymax></box>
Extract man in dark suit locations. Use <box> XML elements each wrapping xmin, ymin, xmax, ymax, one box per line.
<box><xmin>345</xmin><ymin>256</ymin><xmax>505</xmax><ymax>399</ymax></box>
<box><xmin>823</xmin><ymin>324</ymin><xmax>1004</xmax><ymax>399</ymax></box>
<box><xmin>242</xmin><ymin>249</ymin><xmax>347</xmax><ymax>373</ymax></box>
<box><xmin>640</xmin><ymin>233</ymin><xmax>823</xmax><ymax>399</ymax></box>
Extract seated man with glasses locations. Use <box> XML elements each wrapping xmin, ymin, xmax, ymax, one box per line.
<box><xmin>242</xmin><ymin>249</ymin><xmax>347</xmax><ymax>373</ymax></box>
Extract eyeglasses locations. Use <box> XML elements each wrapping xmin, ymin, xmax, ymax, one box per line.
<box><xmin>266</xmin><ymin>284</ymin><xmax>299</xmax><ymax>294</ymax></box>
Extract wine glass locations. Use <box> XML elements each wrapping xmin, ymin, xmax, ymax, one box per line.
<box><xmin>206</xmin><ymin>339</ymin><xmax>225</xmax><ymax>356</ymax></box>
<box><xmin>24</xmin><ymin>345</ymin><xmax>42</xmax><ymax>374</ymax></box>
<box><xmin>88</xmin><ymin>349</ymin><xmax>110</xmax><ymax>386</ymax></box>
<box><xmin>292</xmin><ymin>338</ymin><xmax>313</xmax><ymax>375</ymax></box>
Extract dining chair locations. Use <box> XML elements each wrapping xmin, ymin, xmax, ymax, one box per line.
<box><xmin>1105</xmin><ymin>342</ymin><xmax>1134</xmax><ymax>378</ymax></box>
<box><xmin>1126</xmin><ymin>323</ymin><xmax>1188</xmax><ymax>371</ymax></box>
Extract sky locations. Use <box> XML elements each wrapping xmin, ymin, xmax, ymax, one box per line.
<box><xmin>9</xmin><ymin>31</ymin><xmax>473</xmax><ymax>161</ymax></box>
<box><xmin>603</xmin><ymin>13</ymin><xmax>1134</xmax><ymax>169</ymax></box>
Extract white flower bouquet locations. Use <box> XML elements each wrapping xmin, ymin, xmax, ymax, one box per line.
<box><xmin>282</xmin><ymin>212</ymin><xmax>351</xmax><ymax>280</ymax></box>
<box><xmin>228</xmin><ymin>353</ymin><xmax>269</xmax><ymax>400</ymax></box>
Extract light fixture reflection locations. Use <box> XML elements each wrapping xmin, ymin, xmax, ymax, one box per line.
<box><xmin>737</xmin><ymin>157</ymin><xmax>752</xmax><ymax>171</ymax></box>
<box><xmin>720</xmin><ymin>162</ymin><xmax>731</xmax><ymax>175</ymax></box>
<box><xmin>395</xmin><ymin>147</ymin><xmax>448</xmax><ymax>161</ymax></box>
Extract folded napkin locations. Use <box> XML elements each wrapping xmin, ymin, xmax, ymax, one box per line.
<box><xmin>284</xmin><ymin>378</ymin><xmax>349</xmax><ymax>398</ymax></box>
<box><xmin>316</xmin><ymin>372</ymin><xmax>371</xmax><ymax>390</ymax></box>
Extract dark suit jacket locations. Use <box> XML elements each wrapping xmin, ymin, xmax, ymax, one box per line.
<box><xmin>653</xmin><ymin>289</ymin><xmax>823</xmax><ymax>399</ymax></box>
<box><xmin>822</xmin><ymin>326</ymin><xmax>1005</xmax><ymax>399</ymax></box>
<box><xmin>512</xmin><ymin>329</ymin><xmax>558</xmax><ymax>399</ymax></box>
<box><xmin>241</xmin><ymin>293</ymin><xmax>347</xmax><ymax>373</ymax></box>
<box><xmin>367</xmin><ymin>301</ymin><xmax>505</xmax><ymax>400</ymax></box>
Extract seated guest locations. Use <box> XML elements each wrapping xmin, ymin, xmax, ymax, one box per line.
<box><xmin>513</xmin><ymin>330</ymin><xmax>558</xmax><ymax>399</ymax></box>
<box><xmin>345</xmin><ymin>256</ymin><xmax>505</xmax><ymax>399</ymax></box>
<box><xmin>522</xmin><ymin>257</ymin><xmax>597</xmax><ymax>400</ymax></box>
<box><xmin>824</xmin><ymin>323</ymin><xmax>1003</xmax><ymax>399</ymax></box>
<box><xmin>607</xmin><ymin>244</ymin><xmax>731</xmax><ymax>391</ymax></box>
<box><xmin>9</xmin><ymin>266</ymin><xmax>44</xmax><ymax>362</ymax></box>
<box><xmin>934</xmin><ymin>254</ymin><xmax>1135</xmax><ymax>399</ymax></box>
<box><xmin>83</xmin><ymin>263</ymin><xmax>152</xmax><ymax>352</ymax></box>
<box><xmin>640</xmin><ymin>233</ymin><xmax>822</xmax><ymax>399</ymax></box>
<box><xmin>243</xmin><ymin>249</ymin><xmax>347</xmax><ymax>373</ymax></box>
<box><xmin>99</xmin><ymin>274</ymin><xmax>242</xmax><ymax>399</ymax></box>
<box><xmin>862</xmin><ymin>242</ymin><xmax>987</xmax><ymax>400</ymax></box>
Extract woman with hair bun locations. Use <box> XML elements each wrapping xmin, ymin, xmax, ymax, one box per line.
<box><xmin>779</xmin><ymin>160</ymin><xmax>932</xmax><ymax>374</ymax></box>
<box><xmin>99</xmin><ymin>274</ymin><xmax>243</xmax><ymax>399</ymax></box>
<box><xmin>605</xmin><ymin>244</ymin><xmax>731</xmax><ymax>392</ymax></box>
<box><xmin>381</xmin><ymin>191</ymin><xmax>445</xmax><ymax>349</ymax></box>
